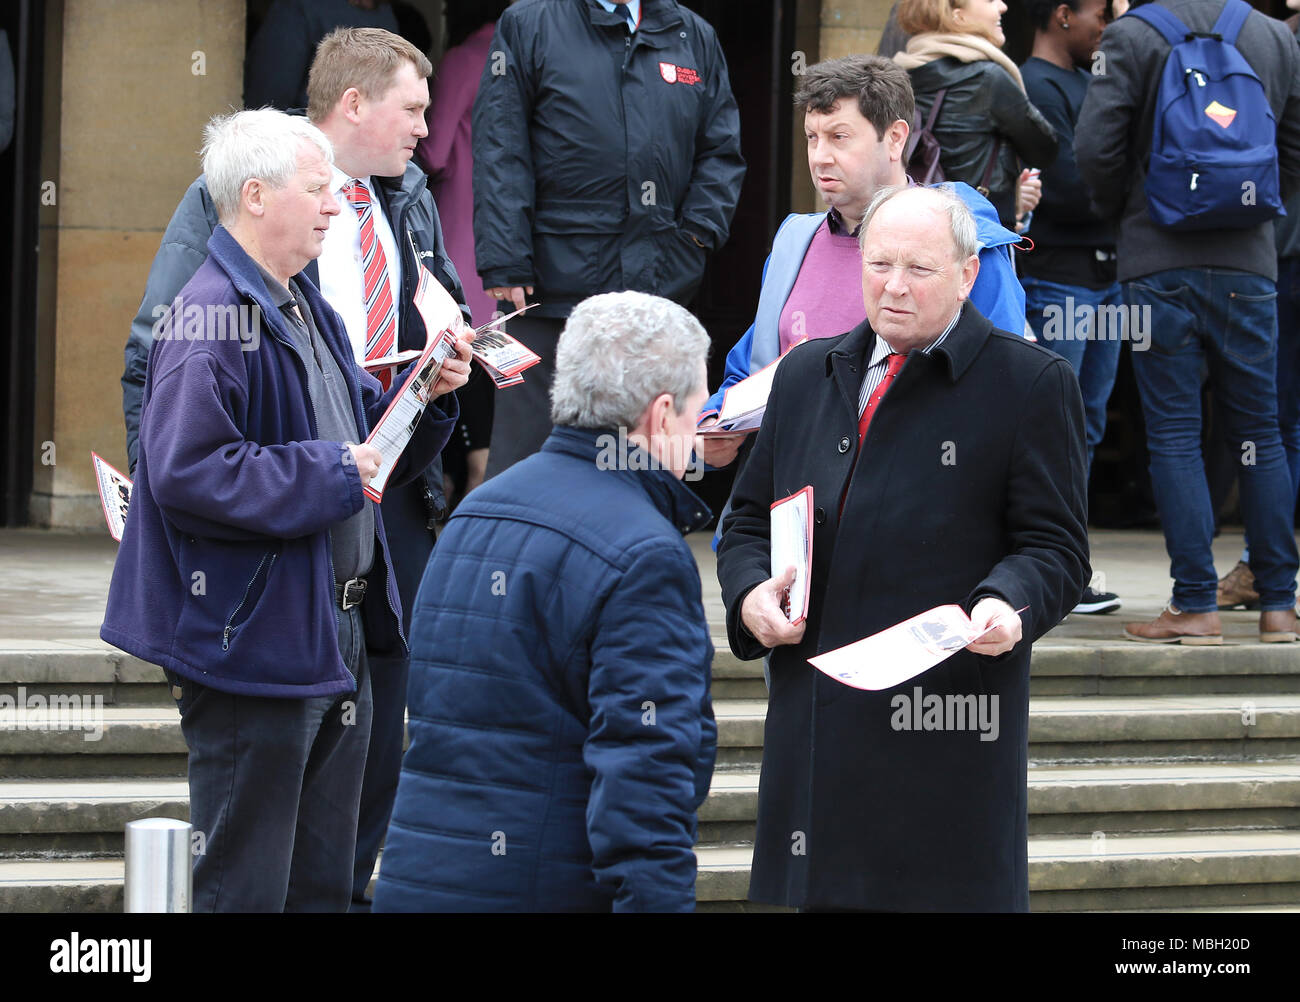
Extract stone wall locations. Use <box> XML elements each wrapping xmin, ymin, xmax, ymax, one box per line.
<box><xmin>31</xmin><ymin>0</ymin><xmax>244</xmax><ymax>528</ymax></box>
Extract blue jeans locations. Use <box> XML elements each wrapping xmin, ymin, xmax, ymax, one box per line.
<box><xmin>167</xmin><ymin>604</ymin><xmax>373</xmax><ymax>912</ymax></box>
<box><xmin>1243</xmin><ymin>255</ymin><xmax>1300</xmax><ymax>561</ymax></box>
<box><xmin>1126</xmin><ymin>267</ymin><xmax>1298</xmax><ymax>613</ymax></box>
<box><xmin>1023</xmin><ymin>276</ymin><xmax>1124</xmax><ymax>472</ymax></box>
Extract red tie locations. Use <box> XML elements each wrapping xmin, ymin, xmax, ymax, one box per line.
<box><xmin>343</xmin><ymin>179</ymin><xmax>398</xmax><ymax>389</ymax></box>
<box><xmin>858</xmin><ymin>352</ymin><xmax>906</xmax><ymax>447</ymax></box>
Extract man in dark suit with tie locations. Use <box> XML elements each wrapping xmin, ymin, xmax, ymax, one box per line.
<box><xmin>119</xmin><ymin>28</ymin><xmax>467</xmax><ymax>910</ymax></box>
<box><xmin>716</xmin><ymin>184</ymin><xmax>1090</xmax><ymax>912</ymax></box>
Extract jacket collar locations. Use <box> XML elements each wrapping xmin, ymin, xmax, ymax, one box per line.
<box><xmin>826</xmin><ymin>300</ymin><xmax>994</xmax><ymax>386</ymax></box>
<box><xmin>543</xmin><ymin>425</ymin><xmax>712</xmax><ymax>534</ymax></box>
<box><xmin>584</xmin><ymin>0</ymin><xmax>684</xmax><ymax>42</ymax></box>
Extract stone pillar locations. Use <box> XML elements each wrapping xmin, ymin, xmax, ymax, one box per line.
<box><xmin>790</xmin><ymin>0</ymin><xmax>899</xmax><ymax>214</ymax></box>
<box><xmin>31</xmin><ymin>0</ymin><xmax>244</xmax><ymax>528</ymax></box>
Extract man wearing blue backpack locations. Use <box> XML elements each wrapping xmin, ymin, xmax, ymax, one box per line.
<box><xmin>1078</xmin><ymin>0</ymin><xmax>1300</xmax><ymax>644</ymax></box>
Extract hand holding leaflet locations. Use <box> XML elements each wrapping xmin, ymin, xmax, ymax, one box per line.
<box><xmin>770</xmin><ymin>486</ymin><xmax>813</xmax><ymax>624</ymax></box>
<box><xmin>809</xmin><ymin>603</ymin><xmax>1029</xmax><ymax>690</ymax></box>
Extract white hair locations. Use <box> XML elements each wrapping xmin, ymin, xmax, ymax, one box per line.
<box><xmin>550</xmin><ymin>291</ymin><xmax>710</xmax><ymax>430</ymax></box>
<box><xmin>859</xmin><ymin>184</ymin><xmax>980</xmax><ymax>261</ymax></box>
<box><xmin>201</xmin><ymin>109</ymin><xmax>334</xmax><ymax>223</ymax></box>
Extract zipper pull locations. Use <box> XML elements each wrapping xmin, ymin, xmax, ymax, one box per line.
<box><xmin>222</xmin><ymin>627</ymin><xmax>231</xmax><ymax>651</ymax></box>
<box><xmin>1190</xmin><ymin>172</ymin><xmax>1199</xmax><ymax>191</ymax></box>
<box><xmin>1195</xmin><ymin>71</ymin><xmax>1206</xmax><ymax>87</ymax></box>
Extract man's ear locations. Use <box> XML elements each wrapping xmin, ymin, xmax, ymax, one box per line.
<box><xmin>958</xmin><ymin>253</ymin><xmax>980</xmax><ymax>300</ymax></box>
<box><xmin>241</xmin><ymin>178</ymin><xmax>266</xmax><ymax>218</ymax></box>
<box><xmin>885</xmin><ymin>118</ymin><xmax>909</xmax><ymax>162</ymax></box>
<box><xmin>339</xmin><ymin>86</ymin><xmax>364</xmax><ymax>124</ymax></box>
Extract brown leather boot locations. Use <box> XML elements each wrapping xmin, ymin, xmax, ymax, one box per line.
<box><xmin>1260</xmin><ymin>609</ymin><xmax>1300</xmax><ymax>643</ymax></box>
<box><xmin>1216</xmin><ymin>560</ymin><xmax>1259</xmax><ymax>610</ymax></box>
<box><xmin>1124</xmin><ymin>604</ymin><xmax>1223</xmax><ymax>645</ymax></box>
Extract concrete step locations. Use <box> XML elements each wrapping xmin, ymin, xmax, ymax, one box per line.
<box><xmin>712</xmin><ymin>638</ymin><xmax>1300</xmax><ymax>700</ymax></box>
<box><xmin>713</xmin><ymin>695</ymin><xmax>1300</xmax><ymax>766</ymax></box>
<box><xmin>699</xmin><ymin>760</ymin><xmax>1300</xmax><ymax>842</ymax></box>
<box><xmin>0</xmin><ymin>641</ymin><xmax>170</xmax><ymax>706</ymax></box>
<box><xmin>0</xmin><ymin>705</ymin><xmax>186</xmax><ymax>778</ymax></box>
<box><xmin>0</xmin><ymin>858</ymin><xmax>124</xmax><ymax>912</ymax></box>
<box><xmin>695</xmin><ymin>829</ymin><xmax>1300</xmax><ymax>911</ymax></box>
<box><xmin>0</xmin><ymin>779</ymin><xmax>189</xmax><ymax>856</ymax></box>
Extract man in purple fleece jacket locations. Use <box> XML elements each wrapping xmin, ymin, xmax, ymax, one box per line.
<box><xmin>100</xmin><ymin>109</ymin><xmax>471</xmax><ymax>911</ymax></box>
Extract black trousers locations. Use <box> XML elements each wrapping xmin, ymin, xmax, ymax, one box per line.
<box><xmin>351</xmin><ymin>477</ymin><xmax>435</xmax><ymax>910</ymax></box>
<box><xmin>169</xmin><ymin>605</ymin><xmax>372</xmax><ymax>912</ymax></box>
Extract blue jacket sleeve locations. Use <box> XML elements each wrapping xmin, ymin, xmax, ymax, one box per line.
<box><xmin>700</xmin><ymin>321</ymin><xmax>757</xmax><ymax>422</ymax></box>
<box><xmin>583</xmin><ymin>543</ymin><xmax>716</xmax><ymax>912</ymax></box>
<box><xmin>970</xmin><ymin>244</ymin><xmax>1027</xmax><ymax>336</ymax></box>
<box><xmin>143</xmin><ymin>348</ymin><xmax>365</xmax><ymax>540</ymax></box>
<box><xmin>124</xmin><ymin>179</ymin><xmax>218</xmax><ymax>474</ymax></box>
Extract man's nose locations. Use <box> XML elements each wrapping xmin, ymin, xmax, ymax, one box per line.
<box><xmin>322</xmin><ymin>189</ymin><xmax>340</xmax><ymax>215</ymax></box>
<box><xmin>413</xmin><ymin>113</ymin><xmax>429</xmax><ymax>139</ymax></box>
<box><xmin>883</xmin><ymin>267</ymin><xmax>909</xmax><ymax>296</ymax></box>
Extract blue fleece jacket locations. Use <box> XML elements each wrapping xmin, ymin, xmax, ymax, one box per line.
<box><xmin>100</xmin><ymin>226</ymin><xmax>458</xmax><ymax>698</ymax></box>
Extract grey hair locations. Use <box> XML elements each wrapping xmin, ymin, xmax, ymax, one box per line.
<box><xmin>201</xmin><ymin>109</ymin><xmax>334</xmax><ymax>223</ymax></box>
<box><xmin>859</xmin><ymin>184</ymin><xmax>979</xmax><ymax>261</ymax></box>
<box><xmin>551</xmin><ymin>291</ymin><xmax>710</xmax><ymax>429</ymax></box>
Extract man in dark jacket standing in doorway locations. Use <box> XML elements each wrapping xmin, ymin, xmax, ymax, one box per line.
<box><xmin>472</xmin><ymin>0</ymin><xmax>745</xmax><ymax>478</ymax></box>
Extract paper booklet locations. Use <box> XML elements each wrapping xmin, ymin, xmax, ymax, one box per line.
<box><xmin>697</xmin><ymin>337</ymin><xmax>807</xmax><ymax>437</ymax></box>
<box><xmin>470</xmin><ymin>317</ymin><xmax>541</xmax><ymax>389</ymax></box>
<box><xmin>808</xmin><ymin>603</ymin><xmax>1028</xmax><ymax>691</ymax></box>
<box><xmin>91</xmin><ymin>452</ymin><xmax>132</xmax><ymax>542</ymax></box>
<box><xmin>361</xmin><ymin>263</ymin><xmax>465</xmax><ymax>503</ymax></box>
<box><xmin>770</xmin><ymin>486</ymin><xmax>813</xmax><ymax>625</ymax></box>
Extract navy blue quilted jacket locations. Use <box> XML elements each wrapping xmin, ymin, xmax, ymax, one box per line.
<box><xmin>373</xmin><ymin>426</ymin><xmax>717</xmax><ymax>912</ymax></box>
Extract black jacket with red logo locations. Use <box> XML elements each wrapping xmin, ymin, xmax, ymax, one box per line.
<box><xmin>471</xmin><ymin>0</ymin><xmax>746</xmax><ymax>317</ymax></box>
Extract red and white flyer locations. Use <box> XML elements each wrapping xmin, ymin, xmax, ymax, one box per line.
<box><xmin>91</xmin><ymin>452</ymin><xmax>132</xmax><ymax>542</ymax></box>
<box><xmin>770</xmin><ymin>485</ymin><xmax>813</xmax><ymax>625</ymax></box>
<box><xmin>362</xmin><ymin>289</ymin><xmax>461</xmax><ymax>504</ymax></box>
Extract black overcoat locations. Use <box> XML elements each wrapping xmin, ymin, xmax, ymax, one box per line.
<box><xmin>717</xmin><ymin>305</ymin><xmax>1090</xmax><ymax>912</ymax></box>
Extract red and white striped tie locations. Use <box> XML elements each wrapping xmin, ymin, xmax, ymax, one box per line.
<box><xmin>343</xmin><ymin>179</ymin><xmax>397</xmax><ymax>388</ymax></box>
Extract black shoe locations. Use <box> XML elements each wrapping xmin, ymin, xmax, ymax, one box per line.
<box><xmin>1074</xmin><ymin>586</ymin><xmax>1121</xmax><ymax>614</ymax></box>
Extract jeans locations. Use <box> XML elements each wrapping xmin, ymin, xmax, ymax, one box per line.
<box><xmin>1023</xmin><ymin>276</ymin><xmax>1124</xmax><ymax>472</ymax></box>
<box><xmin>167</xmin><ymin>604</ymin><xmax>373</xmax><ymax>912</ymax></box>
<box><xmin>1125</xmin><ymin>267</ymin><xmax>1298</xmax><ymax>613</ymax></box>
<box><xmin>1243</xmin><ymin>255</ymin><xmax>1300</xmax><ymax>562</ymax></box>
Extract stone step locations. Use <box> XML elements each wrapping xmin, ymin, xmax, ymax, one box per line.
<box><xmin>0</xmin><ymin>642</ymin><xmax>170</xmax><ymax>706</ymax></box>
<box><xmin>0</xmin><ymin>779</ymin><xmax>189</xmax><ymax>856</ymax></box>
<box><xmin>699</xmin><ymin>760</ymin><xmax>1300</xmax><ymax>842</ymax></box>
<box><xmin>713</xmin><ymin>695</ymin><xmax>1300</xmax><ymax>766</ymax></box>
<box><xmin>0</xmin><ymin>858</ymin><xmax>124</xmax><ymax>912</ymax></box>
<box><xmin>0</xmin><ymin>706</ymin><xmax>186</xmax><ymax>778</ymax></box>
<box><xmin>695</xmin><ymin>829</ymin><xmax>1300</xmax><ymax>911</ymax></box>
<box><xmin>712</xmin><ymin>638</ymin><xmax>1300</xmax><ymax>699</ymax></box>
<box><xmin>12</xmin><ymin>758</ymin><xmax>1298</xmax><ymax>862</ymax></box>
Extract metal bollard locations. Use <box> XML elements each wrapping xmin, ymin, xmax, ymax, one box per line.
<box><xmin>124</xmin><ymin>818</ymin><xmax>192</xmax><ymax>913</ymax></box>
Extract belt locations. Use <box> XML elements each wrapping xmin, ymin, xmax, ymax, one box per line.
<box><xmin>335</xmin><ymin>577</ymin><xmax>367</xmax><ymax>610</ymax></box>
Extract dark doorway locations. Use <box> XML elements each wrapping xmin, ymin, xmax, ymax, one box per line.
<box><xmin>0</xmin><ymin>0</ymin><xmax>43</xmax><ymax>527</ymax></box>
<box><xmin>681</xmin><ymin>0</ymin><xmax>797</xmax><ymax>517</ymax></box>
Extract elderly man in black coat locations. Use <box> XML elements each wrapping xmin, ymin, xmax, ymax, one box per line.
<box><xmin>717</xmin><ymin>184</ymin><xmax>1090</xmax><ymax>912</ymax></box>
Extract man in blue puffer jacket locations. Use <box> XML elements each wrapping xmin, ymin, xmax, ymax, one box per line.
<box><xmin>374</xmin><ymin>291</ymin><xmax>717</xmax><ymax>912</ymax></box>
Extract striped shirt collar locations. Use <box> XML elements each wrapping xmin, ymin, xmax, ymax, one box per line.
<box><xmin>867</xmin><ymin>304</ymin><xmax>964</xmax><ymax>368</ymax></box>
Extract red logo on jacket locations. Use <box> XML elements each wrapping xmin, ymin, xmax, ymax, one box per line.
<box><xmin>659</xmin><ymin>61</ymin><xmax>700</xmax><ymax>85</ymax></box>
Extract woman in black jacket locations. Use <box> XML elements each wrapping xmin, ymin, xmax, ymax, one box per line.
<box><xmin>894</xmin><ymin>0</ymin><xmax>1058</xmax><ymax>229</ymax></box>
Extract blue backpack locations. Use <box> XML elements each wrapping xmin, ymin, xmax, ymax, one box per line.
<box><xmin>1130</xmin><ymin>0</ymin><xmax>1284</xmax><ymax>230</ymax></box>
